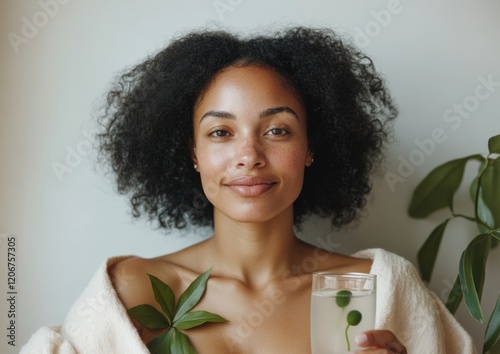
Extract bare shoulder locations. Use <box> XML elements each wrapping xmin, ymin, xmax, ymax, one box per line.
<box><xmin>331</xmin><ymin>251</ymin><xmax>373</xmax><ymax>273</ymax></box>
<box><xmin>108</xmin><ymin>240</ymin><xmax>210</xmax><ymax>308</ymax></box>
<box><xmin>302</xmin><ymin>242</ymin><xmax>374</xmax><ymax>274</ymax></box>
<box><xmin>108</xmin><ymin>255</ymin><xmax>182</xmax><ymax>309</ymax></box>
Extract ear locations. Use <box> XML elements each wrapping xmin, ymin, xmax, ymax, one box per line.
<box><xmin>191</xmin><ymin>143</ymin><xmax>199</xmax><ymax>172</ymax></box>
<box><xmin>305</xmin><ymin>149</ymin><xmax>314</xmax><ymax>167</ymax></box>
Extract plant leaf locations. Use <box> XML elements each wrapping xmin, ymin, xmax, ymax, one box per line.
<box><xmin>492</xmin><ymin>230</ymin><xmax>500</xmax><ymax>241</ymax></box>
<box><xmin>170</xmin><ymin>328</ymin><xmax>198</xmax><ymax>354</ymax></box>
<box><xmin>174</xmin><ymin>269</ymin><xmax>212</xmax><ymax>322</ymax></box>
<box><xmin>128</xmin><ymin>304</ymin><xmax>169</xmax><ymax>329</ymax></box>
<box><xmin>408</xmin><ymin>155</ymin><xmax>482</xmax><ymax>218</ymax></box>
<box><xmin>483</xmin><ymin>295</ymin><xmax>500</xmax><ymax>353</ymax></box>
<box><xmin>488</xmin><ymin>134</ymin><xmax>500</xmax><ymax>155</ymax></box>
<box><xmin>477</xmin><ymin>157</ymin><xmax>500</xmax><ymax>229</ymax></box>
<box><xmin>459</xmin><ymin>233</ymin><xmax>490</xmax><ymax>323</ymax></box>
<box><xmin>472</xmin><ymin>236</ymin><xmax>491</xmax><ymax>304</ymax></box>
<box><xmin>147</xmin><ymin>328</ymin><xmax>173</xmax><ymax>354</ymax></box>
<box><xmin>417</xmin><ymin>219</ymin><xmax>450</xmax><ymax>282</ymax></box>
<box><xmin>148</xmin><ymin>274</ymin><xmax>176</xmax><ymax>322</ymax></box>
<box><xmin>445</xmin><ymin>275</ymin><xmax>463</xmax><ymax>314</ymax></box>
<box><xmin>488</xmin><ymin>336</ymin><xmax>500</xmax><ymax>354</ymax></box>
<box><xmin>174</xmin><ymin>310</ymin><xmax>228</xmax><ymax>330</ymax></box>
<box><xmin>470</xmin><ymin>158</ymin><xmax>489</xmax><ymax>232</ymax></box>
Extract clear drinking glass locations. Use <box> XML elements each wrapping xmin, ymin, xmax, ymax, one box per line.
<box><xmin>311</xmin><ymin>272</ymin><xmax>376</xmax><ymax>354</ymax></box>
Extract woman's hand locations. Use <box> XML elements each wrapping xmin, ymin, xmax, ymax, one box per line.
<box><xmin>350</xmin><ymin>330</ymin><xmax>407</xmax><ymax>353</ymax></box>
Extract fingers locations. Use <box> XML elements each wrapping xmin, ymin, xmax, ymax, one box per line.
<box><xmin>353</xmin><ymin>330</ymin><xmax>407</xmax><ymax>354</ymax></box>
<box><xmin>351</xmin><ymin>350</ymin><xmax>400</xmax><ymax>354</ymax></box>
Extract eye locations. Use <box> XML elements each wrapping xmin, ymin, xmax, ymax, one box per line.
<box><xmin>266</xmin><ymin>127</ymin><xmax>289</xmax><ymax>136</ymax></box>
<box><xmin>208</xmin><ymin>129</ymin><xmax>230</xmax><ymax>138</ymax></box>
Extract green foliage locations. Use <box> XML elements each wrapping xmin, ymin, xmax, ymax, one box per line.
<box><xmin>408</xmin><ymin>155</ymin><xmax>483</xmax><ymax>217</ymax></box>
<box><xmin>128</xmin><ymin>269</ymin><xmax>228</xmax><ymax>354</ymax></box>
<box><xmin>417</xmin><ymin>219</ymin><xmax>450</xmax><ymax>282</ymax></box>
<box><xmin>483</xmin><ymin>296</ymin><xmax>500</xmax><ymax>353</ymax></box>
<box><xmin>445</xmin><ymin>275</ymin><xmax>463</xmax><ymax>314</ymax></box>
<box><xmin>408</xmin><ymin>134</ymin><xmax>500</xmax><ymax>353</ymax></box>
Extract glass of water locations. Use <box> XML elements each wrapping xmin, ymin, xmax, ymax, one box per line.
<box><xmin>311</xmin><ymin>272</ymin><xmax>376</xmax><ymax>354</ymax></box>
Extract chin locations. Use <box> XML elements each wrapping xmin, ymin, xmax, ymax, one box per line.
<box><xmin>217</xmin><ymin>204</ymin><xmax>292</xmax><ymax>224</ymax></box>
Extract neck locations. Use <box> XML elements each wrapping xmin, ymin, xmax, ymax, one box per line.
<box><xmin>207</xmin><ymin>207</ymin><xmax>303</xmax><ymax>289</ymax></box>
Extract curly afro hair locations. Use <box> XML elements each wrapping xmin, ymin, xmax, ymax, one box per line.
<box><xmin>98</xmin><ymin>27</ymin><xmax>397</xmax><ymax>230</ymax></box>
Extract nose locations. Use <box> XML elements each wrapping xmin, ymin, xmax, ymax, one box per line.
<box><xmin>235</xmin><ymin>137</ymin><xmax>266</xmax><ymax>169</ymax></box>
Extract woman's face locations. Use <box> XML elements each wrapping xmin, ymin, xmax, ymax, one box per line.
<box><xmin>192</xmin><ymin>65</ymin><xmax>313</xmax><ymax>224</ymax></box>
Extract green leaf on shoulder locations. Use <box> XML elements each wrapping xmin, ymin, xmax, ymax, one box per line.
<box><xmin>129</xmin><ymin>268</ymin><xmax>226</xmax><ymax>354</ymax></box>
<box><xmin>174</xmin><ymin>310</ymin><xmax>228</xmax><ymax>330</ymax></box>
<box><xmin>148</xmin><ymin>273</ymin><xmax>176</xmax><ymax>322</ymax></box>
<box><xmin>147</xmin><ymin>328</ymin><xmax>173</xmax><ymax>354</ymax></box>
<box><xmin>128</xmin><ymin>304</ymin><xmax>169</xmax><ymax>329</ymax></box>
<box><xmin>174</xmin><ymin>268</ymin><xmax>212</xmax><ymax>322</ymax></box>
<box><xmin>170</xmin><ymin>328</ymin><xmax>198</xmax><ymax>354</ymax></box>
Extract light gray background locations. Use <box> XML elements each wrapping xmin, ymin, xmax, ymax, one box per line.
<box><xmin>1</xmin><ymin>0</ymin><xmax>500</xmax><ymax>352</ymax></box>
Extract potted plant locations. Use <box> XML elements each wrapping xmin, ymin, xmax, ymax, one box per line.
<box><xmin>408</xmin><ymin>134</ymin><xmax>500</xmax><ymax>353</ymax></box>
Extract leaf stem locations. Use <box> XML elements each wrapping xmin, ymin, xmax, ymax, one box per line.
<box><xmin>452</xmin><ymin>213</ymin><xmax>476</xmax><ymax>222</ymax></box>
<box><xmin>452</xmin><ymin>213</ymin><xmax>492</xmax><ymax>231</ymax></box>
<box><xmin>345</xmin><ymin>324</ymin><xmax>351</xmax><ymax>351</ymax></box>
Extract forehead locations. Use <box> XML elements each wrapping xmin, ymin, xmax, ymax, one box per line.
<box><xmin>194</xmin><ymin>65</ymin><xmax>305</xmax><ymax>116</ymax></box>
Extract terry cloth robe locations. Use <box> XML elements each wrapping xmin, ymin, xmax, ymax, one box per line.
<box><xmin>21</xmin><ymin>248</ymin><xmax>477</xmax><ymax>353</ymax></box>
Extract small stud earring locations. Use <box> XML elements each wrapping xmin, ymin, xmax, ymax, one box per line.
<box><xmin>194</xmin><ymin>164</ymin><xmax>198</xmax><ymax>170</ymax></box>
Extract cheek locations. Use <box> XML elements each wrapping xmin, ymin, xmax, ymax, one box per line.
<box><xmin>199</xmin><ymin>149</ymin><xmax>225</xmax><ymax>169</ymax></box>
<box><xmin>276</xmin><ymin>144</ymin><xmax>309</xmax><ymax>170</ymax></box>
<box><xmin>197</xmin><ymin>150</ymin><xmax>226</xmax><ymax>199</ymax></box>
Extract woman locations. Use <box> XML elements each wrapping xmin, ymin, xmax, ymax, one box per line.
<box><xmin>22</xmin><ymin>27</ymin><xmax>476</xmax><ymax>353</ymax></box>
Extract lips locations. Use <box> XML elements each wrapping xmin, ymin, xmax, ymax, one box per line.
<box><xmin>224</xmin><ymin>176</ymin><xmax>277</xmax><ymax>197</ymax></box>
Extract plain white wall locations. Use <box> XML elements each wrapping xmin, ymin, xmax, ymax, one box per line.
<box><xmin>1</xmin><ymin>0</ymin><xmax>499</xmax><ymax>352</ymax></box>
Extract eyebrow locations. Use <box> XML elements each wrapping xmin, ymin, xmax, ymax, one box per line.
<box><xmin>199</xmin><ymin>106</ymin><xmax>299</xmax><ymax>123</ymax></box>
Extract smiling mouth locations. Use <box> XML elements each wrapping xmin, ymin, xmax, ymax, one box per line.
<box><xmin>224</xmin><ymin>177</ymin><xmax>277</xmax><ymax>197</ymax></box>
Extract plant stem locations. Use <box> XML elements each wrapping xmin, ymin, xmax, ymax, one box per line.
<box><xmin>345</xmin><ymin>324</ymin><xmax>351</xmax><ymax>351</ymax></box>
<box><xmin>452</xmin><ymin>213</ymin><xmax>476</xmax><ymax>222</ymax></box>
<box><xmin>452</xmin><ymin>213</ymin><xmax>492</xmax><ymax>230</ymax></box>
